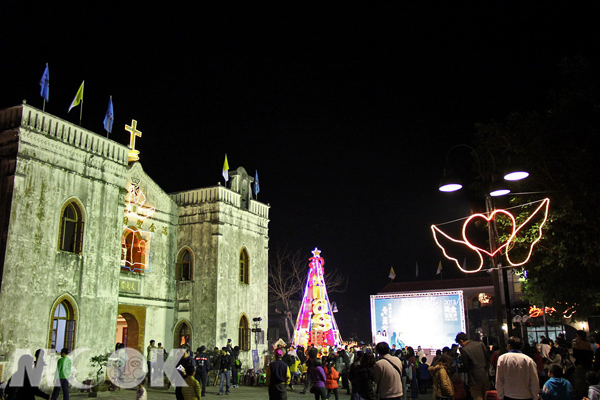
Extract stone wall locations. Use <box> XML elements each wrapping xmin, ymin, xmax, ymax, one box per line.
<box><xmin>0</xmin><ymin>104</ymin><xmax>129</xmax><ymax>382</ymax></box>
<box><xmin>173</xmin><ymin>182</ymin><xmax>270</xmax><ymax>367</ymax></box>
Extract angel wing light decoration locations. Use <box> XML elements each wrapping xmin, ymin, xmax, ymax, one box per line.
<box><xmin>431</xmin><ymin>198</ymin><xmax>550</xmax><ymax>273</ymax></box>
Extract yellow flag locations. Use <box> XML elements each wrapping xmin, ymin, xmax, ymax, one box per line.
<box><xmin>389</xmin><ymin>267</ymin><xmax>396</xmax><ymax>280</ymax></box>
<box><xmin>68</xmin><ymin>81</ymin><xmax>84</xmax><ymax>112</ymax></box>
<box><xmin>222</xmin><ymin>154</ymin><xmax>229</xmax><ymax>181</ymax></box>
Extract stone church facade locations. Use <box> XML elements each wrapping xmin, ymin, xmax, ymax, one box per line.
<box><xmin>0</xmin><ymin>103</ymin><xmax>269</xmax><ymax>382</ymax></box>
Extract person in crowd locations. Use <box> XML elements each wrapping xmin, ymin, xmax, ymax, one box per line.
<box><xmin>136</xmin><ymin>378</ymin><xmax>147</xmax><ymax>400</ymax></box>
<box><xmin>339</xmin><ymin>347</ymin><xmax>351</xmax><ymax>395</ymax></box>
<box><xmin>418</xmin><ymin>356</ymin><xmax>431</xmax><ymax>394</ymax></box>
<box><xmin>489</xmin><ymin>345</ymin><xmax>501</xmax><ymax>385</ymax></box>
<box><xmin>573</xmin><ymin>330</ymin><xmax>594</xmax><ymax>368</ymax></box>
<box><xmin>351</xmin><ymin>353</ymin><xmax>376</xmax><ymax>400</ymax></box>
<box><xmin>217</xmin><ymin>348</ymin><xmax>232</xmax><ymax>395</ymax></box>
<box><xmin>455</xmin><ymin>332</ymin><xmax>490</xmax><ymax>400</ymax></box>
<box><xmin>591</xmin><ymin>338</ymin><xmax>598</xmax><ymax>354</ymax></box>
<box><xmin>174</xmin><ymin>348</ymin><xmax>196</xmax><ymax>399</ymax></box>
<box><xmin>349</xmin><ymin>350</ymin><xmax>365</xmax><ymax>392</ymax></box>
<box><xmin>541</xmin><ymin>364</ymin><xmax>572</xmax><ymax>400</ymax></box>
<box><xmin>300</xmin><ymin>347</ymin><xmax>318</xmax><ymax>394</ymax></box>
<box><xmin>529</xmin><ymin>345</ymin><xmax>546</xmax><ymax>387</ymax></box>
<box><xmin>50</xmin><ymin>348</ymin><xmax>71</xmax><ymax>400</ymax></box>
<box><xmin>324</xmin><ymin>358</ymin><xmax>340</xmax><ymax>400</ymax></box>
<box><xmin>297</xmin><ymin>346</ymin><xmax>307</xmax><ymax>365</ymax></box>
<box><xmin>228</xmin><ymin>343</ymin><xmax>241</xmax><ymax>388</ymax></box>
<box><xmin>310</xmin><ymin>359</ymin><xmax>327</xmax><ymax>400</ymax></box>
<box><xmin>432</xmin><ymin>350</ymin><xmax>443</xmax><ymax>366</ymax></box>
<box><xmin>194</xmin><ymin>346</ymin><xmax>211</xmax><ymax>397</ymax></box>
<box><xmin>429</xmin><ymin>354</ymin><xmax>454</xmax><ymax>400</ymax></box>
<box><xmin>266</xmin><ymin>349</ymin><xmax>290</xmax><ymax>400</ymax></box>
<box><xmin>373</xmin><ymin>342</ymin><xmax>403</xmax><ymax>400</ymax></box>
<box><xmin>405</xmin><ymin>347</ymin><xmax>418</xmax><ymax>399</ymax></box>
<box><xmin>540</xmin><ymin>338</ymin><xmax>552</xmax><ymax>360</ymax></box>
<box><xmin>210</xmin><ymin>347</ymin><xmax>221</xmax><ymax>386</ymax></box>
<box><xmin>398</xmin><ymin>350</ymin><xmax>409</xmax><ymax>400</ymax></box>
<box><xmin>4</xmin><ymin>354</ymin><xmax>50</xmax><ymax>400</ymax></box>
<box><xmin>157</xmin><ymin>343</ymin><xmax>168</xmax><ymax>361</ymax></box>
<box><xmin>288</xmin><ymin>350</ymin><xmax>301</xmax><ymax>391</ymax></box>
<box><xmin>585</xmin><ymin>371</ymin><xmax>600</xmax><ymax>400</ymax></box>
<box><xmin>570</xmin><ymin>360</ymin><xmax>592</xmax><ymax>400</ymax></box>
<box><xmin>146</xmin><ymin>340</ymin><xmax>157</xmax><ymax>381</ymax></box>
<box><xmin>495</xmin><ymin>337</ymin><xmax>539</xmax><ymax>400</ymax></box>
<box><xmin>181</xmin><ymin>366</ymin><xmax>201</xmax><ymax>400</ymax></box>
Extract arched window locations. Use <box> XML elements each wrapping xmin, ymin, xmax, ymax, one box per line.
<box><xmin>121</xmin><ymin>228</ymin><xmax>148</xmax><ymax>273</ymax></box>
<box><xmin>239</xmin><ymin>248</ymin><xmax>249</xmax><ymax>284</ymax></box>
<box><xmin>175</xmin><ymin>321</ymin><xmax>192</xmax><ymax>349</ymax></box>
<box><xmin>176</xmin><ymin>249</ymin><xmax>193</xmax><ymax>281</ymax></box>
<box><xmin>49</xmin><ymin>299</ymin><xmax>76</xmax><ymax>352</ymax></box>
<box><xmin>238</xmin><ymin>315</ymin><xmax>250</xmax><ymax>351</ymax></box>
<box><xmin>58</xmin><ymin>201</ymin><xmax>84</xmax><ymax>253</ymax></box>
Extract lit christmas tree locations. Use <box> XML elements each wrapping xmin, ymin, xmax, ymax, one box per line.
<box><xmin>292</xmin><ymin>248</ymin><xmax>342</xmax><ymax>348</ymax></box>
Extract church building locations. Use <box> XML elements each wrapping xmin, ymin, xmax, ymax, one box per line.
<box><xmin>0</xmin><ymin>102</ymin><xmax>269</xmax><ymax>382</ymax></box>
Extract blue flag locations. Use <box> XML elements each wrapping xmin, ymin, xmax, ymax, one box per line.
<box><xmin>103</xmin><ymin>96</ymin><xmax>114</xmax><ymax>133</ymax></box>
<box><xmin>39</xmin><ymin>64</ymin><xmax>49</xmax><ymax>102</ymax></box>
<box><xmin>253</xmin><ymin>170</ymin><xmax>260</xmax><ymax>196</ymax></box>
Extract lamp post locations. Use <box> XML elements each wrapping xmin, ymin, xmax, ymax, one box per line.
<box><xmin>439</xmin><ymin>144</ymin><xmax>529</xmax><ymax>350</ymax></box>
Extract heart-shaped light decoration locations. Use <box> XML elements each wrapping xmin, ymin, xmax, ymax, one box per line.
<box><xmin>462</xmin><ymin>210</ymin><xmax>516</xmax><ymax>257</ymax></box>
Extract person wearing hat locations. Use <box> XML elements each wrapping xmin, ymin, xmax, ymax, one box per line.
<box><xmin>266</xmin><ymin>348</ymin><xmax>291</xmax><ymax>400</ymax></box>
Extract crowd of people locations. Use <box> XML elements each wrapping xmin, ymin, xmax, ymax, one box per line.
<box><xmin>5</xmin><ymin>329</ymin><xmax>600</xmax><ymax>400</ymax></box>
<box><xmin>264</xmin><ymin>330</ymin><xmax>600</xmax><ymax>400</ymax></box>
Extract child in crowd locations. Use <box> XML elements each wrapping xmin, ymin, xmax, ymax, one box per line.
<box><xmin>418</xmin><ymin>357</ymin><xmax>431</xmax><ymax>394</ymax></box>
<box><xmin>136</xmin><ymin>378</ymin><xmax>147</xmax><ymax>400</ymax></box>
<box><xmin>324</xmin><ymin>360</ymin><xmax>340</xmax><ymax>400</ymax></box>
<box><xmin>541</xmin><ymin>364</ymin><xmax>573</xmax><ymax>400</ymax></box>
<box><xmin>585</xmin><ymin>371</ymin><xmax>600</xmax><ymax>400</ymax></box>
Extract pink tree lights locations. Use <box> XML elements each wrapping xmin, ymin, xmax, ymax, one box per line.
<box><xmin>292</xmin><ymin>248</ymin><xmax>342</xmax><ymax>348</ymax></box>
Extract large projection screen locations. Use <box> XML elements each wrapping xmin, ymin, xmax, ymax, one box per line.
<box><xmin>370</xmin><ymin>291</ymin><xmax>466</xmax><ymax>350</ymax></box>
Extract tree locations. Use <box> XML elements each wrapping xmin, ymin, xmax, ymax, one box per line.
<box><xmin>268</xmin><ymin>247</ymin><xmax>348</xmax><ymax>343</ymax></box>
<box><xmin>473</xmin><ymin>56</ymin><xmax>600</xmax><ymax>319</ymax></box>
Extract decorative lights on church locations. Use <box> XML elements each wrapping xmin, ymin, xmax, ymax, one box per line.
<box><xmin>125</xmin><ymin>119</ymin><xmax>142</xmax><ymax>163</ymax></box>
<box><xmin>121</xmin><ymin>182</ymin><xmax>154</xmax><ymax>273</ymax></box>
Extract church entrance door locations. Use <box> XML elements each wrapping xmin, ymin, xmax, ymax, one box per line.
<box><xmin>116</xmin><ymin>313</ymin><xmax>140</xmax><ymax>351</ymax></box>
<box><xmin>116</xmin><ymin>305</ymin><xmax>146</xmax><ymax>354</ymax></box>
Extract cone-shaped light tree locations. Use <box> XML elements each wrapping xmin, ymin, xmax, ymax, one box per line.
<box><xmin>292</xmin><ymin>248</ymin><xmax>342</xmax><ymax>348</ymax></box>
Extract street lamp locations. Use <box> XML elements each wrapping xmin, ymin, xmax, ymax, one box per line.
<box><xmin>438</xmin><ymin>144</ymin><xmax>529</xmax><ymax>350</ymax></box>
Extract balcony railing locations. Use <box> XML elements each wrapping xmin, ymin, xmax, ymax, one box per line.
<box><xmin>0</xmin><ymin>103</ymin><xmax>129</xmax><ymax>165</ymax></box>
<box><xmin>172</xmin><ymin>186</ymin><xmax>269</xmax><ymax>218</ymax></box>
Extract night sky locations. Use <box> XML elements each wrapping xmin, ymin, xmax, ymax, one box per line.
<box><xmin>1</xmin><ymin>2</ymin><xmax>599</xmax><ymax>341</ymax></box>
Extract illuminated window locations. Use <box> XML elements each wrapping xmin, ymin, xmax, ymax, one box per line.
<box><xmin>49</xmin><ymin>300</ymin><xmax>76</xmax><ymax>353</ymax></box>
<box><xmin>121</xmin><ymin>229</ymin><xmax>147</xmax><ymax>273</ymax></box>
<box><xmin>238</xmin><ymin>315</ymin><xmax>251</xmax><ymax>351</ymax></box>
<box><xmin>59</xmin><ymin>202</ymin><xmax>84</xmax><ymax>253</ymax></box>
<box><xmin>176</xmin><ymin>249</ymin><xmax>193</xmax><ymax>281</ymax></box>
<box><xmin>176</xmin><ymin>321</ymin><xmax>192</xmax><ymax>349</ymax></box>
<box><xmin>239</xmin><ymin>248</ymin><xmax>249</xmax><ymax>284</ymax></box>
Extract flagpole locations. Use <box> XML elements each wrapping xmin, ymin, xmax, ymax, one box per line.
<box><xmin>79</xmin><ymin>98</ymin><xmax>83</xmax><ymax>126</ymax></box>
<box><xmin>42</xmin><ymin>99</ymin><xmax>46</xmax><ymax>113</ymax></box>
